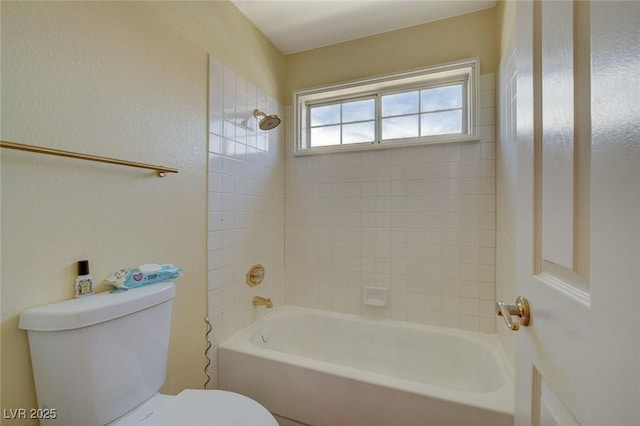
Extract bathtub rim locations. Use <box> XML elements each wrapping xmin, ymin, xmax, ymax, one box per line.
<box><xmin>219</xmin><ymin>305</ymin><xmax>514</xmax><ymax>416</ymax></box>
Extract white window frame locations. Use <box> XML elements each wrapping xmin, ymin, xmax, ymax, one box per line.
<box><xmin>293</xmin><ymin>58</ymin><xmax>479</xmax><ymax>156</ymax></box>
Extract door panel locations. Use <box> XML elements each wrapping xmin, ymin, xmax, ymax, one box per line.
<box><xmin>536</xmin><ymin>370</ymin><xmax>580</xmax><ymax>426</ymax></box>
<box><xmin>540</xmin><ymin>0</ymin><xmax>574</xmax><ymax>271</ymax></box>
<box><xmin>514</xmin><ymin>1</ymin><xmax>640</xmax><ymax>424</ymax></box>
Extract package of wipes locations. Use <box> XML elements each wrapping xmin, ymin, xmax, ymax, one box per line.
<box><xmin>104</xmin><ymin>263</ymin><xmax>182</xmax><ymax>289</ymax></box>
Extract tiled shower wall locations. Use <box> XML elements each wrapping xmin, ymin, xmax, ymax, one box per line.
<box><xmin>207</xmin><ymin>56</ymin><xmax>285</xmax><ymax>386</ymax></box>
<box><xmin>284</xmin><ymin>74</ymin><xmax>497</xmax><ymax>333</ymax></box>
<box><xmin>206</xmin><ymin>69</ymin><xmax>497</xmax><ymax>388</ymax></box>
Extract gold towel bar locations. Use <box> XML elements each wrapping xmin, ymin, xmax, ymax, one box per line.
<box><xmin>0</xmin><ymin>140</ymin><xmax>178</xmax><ymax>177</ymax></box>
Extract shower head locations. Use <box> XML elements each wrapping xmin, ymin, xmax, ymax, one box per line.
<box><xmin>253</xmin><ymin>109</ymin><xmax>281</xmax><ymax>131</ymax></box>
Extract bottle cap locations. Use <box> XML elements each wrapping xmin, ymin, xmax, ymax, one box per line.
<box><xmin>78</xmin><ymin>260</ymin><xmax>90</xmax><ymax>276</ymax></box>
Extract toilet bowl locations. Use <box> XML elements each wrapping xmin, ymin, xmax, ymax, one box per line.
<box><xmin>19</xmin><ymin>282</ymin><xmax>277</xmax><ymax>425</ymax></box>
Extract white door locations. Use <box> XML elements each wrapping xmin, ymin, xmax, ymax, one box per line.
<box><xmin>511</xmin><ymin>1</ymin><xmax>640</xmax><ymax>424</ymax></box>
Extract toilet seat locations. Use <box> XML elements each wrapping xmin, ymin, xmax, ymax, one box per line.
<box><xmin>110</xmin><ymin>389</ymin><xmax>278</xmax><ymax>426</ymax></box>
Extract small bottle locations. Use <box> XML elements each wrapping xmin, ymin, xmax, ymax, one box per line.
<box><xmin>75</xmin><ymin>260</ymin><xmax>94</xmax><ymax>298</ymax></box>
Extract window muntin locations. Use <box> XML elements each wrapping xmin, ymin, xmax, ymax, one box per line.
<box><xmin>378</xmin><ymin>82</ymin><xmax>466</xmax><ymax>142</ymax></box>
<box><xmin>308</xmin><ymin>97</ymin><xmax>376</xmax><ymax>147</ymax></box>
<box><xmin>420</xmin><ymin>84</ymin><xmax>465</xmax><ymax>137</ymax></box>
<box><xmin>294</xmin><ymin>58</ymin><xmax>479</xmax><ymax>155</ymax></box>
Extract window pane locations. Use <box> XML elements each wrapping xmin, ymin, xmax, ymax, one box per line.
<box><xmin>421</xmin><ymin>85</ymin><xmax>463</xmax><ymax>112</ymax></box>
<box><xmin>343</xmin><ymin>99</ymin><xmax>375</xmax><ymax>123</ymax></box>
<box><xmin>382</xmin><ymin>115</ymin><xmax>419</xmax><ymax>140</ymax></box>
<box><xmin>421</xmin><ymin>110</ymin><xmax>463</xmax><ymax>136</ymax></box>
<box><xmin>343</xmin><ymin>121</ymin><xmax>375</xmax><ymax>144</ymax></box>
<box><xmin>381</xmin><ymin>91</ymin><xmax>419</xmax><ymax>117</ymax></box>
<box><xmin>311</xmin><ymin>125</ymin><xmax>341</xmax><ymax>147</ymax></box>
<box><xmin>310</xmin><ymin>104</ymin><xmax>340</xmax><ymax>126</ymax></box>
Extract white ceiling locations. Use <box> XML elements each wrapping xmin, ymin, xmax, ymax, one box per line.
<box><xmin>231</xmin><ymin>0</ymin><xmax>497</xmax><ymax>55</ymax></box>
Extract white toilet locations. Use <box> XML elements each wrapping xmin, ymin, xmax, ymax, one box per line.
<box><xmin>19</xmin><ymin>282</ymin><xmax>278</xmax><ymax>426</ymax></box>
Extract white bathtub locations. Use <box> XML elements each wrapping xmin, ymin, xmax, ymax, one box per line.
<box><xmin>218</xmin><ymin>306</ymin><xmax>514</xmax><ymax>426</ymax></box>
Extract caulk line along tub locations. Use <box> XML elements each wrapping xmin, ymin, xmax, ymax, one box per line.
<box><xmin>104</xmin><ymin>263</ymin><xmax>182</xmax><ymax>290</ymax></box>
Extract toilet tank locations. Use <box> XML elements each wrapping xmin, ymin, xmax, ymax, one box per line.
<box><xmin>19</xmin><ymin>282</ymin><xmax>176</xmax><ymax>426</ymax></box>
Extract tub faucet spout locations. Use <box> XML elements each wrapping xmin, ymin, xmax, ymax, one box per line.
<box><xmin>252</xmin><ymin>296</ymin><xmax>273</xmax><ymax>309</ymax></box>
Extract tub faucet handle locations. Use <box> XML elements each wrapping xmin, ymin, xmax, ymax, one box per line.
<box><xmin>252</xmin><ymin>296</ymin><xmax>273</xmax><ymax>309</ymax></box>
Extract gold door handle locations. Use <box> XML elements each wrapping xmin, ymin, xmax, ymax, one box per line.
<box><xmin>496</xmin><ymin>296</ymin><xmax>530</xmax><ymax>331</ymax></box>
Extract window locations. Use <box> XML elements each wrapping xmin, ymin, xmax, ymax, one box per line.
<box><xmin>294</xmin><ymin>58</ymin><xmax>479</xmax><ymax>155</ymax></box>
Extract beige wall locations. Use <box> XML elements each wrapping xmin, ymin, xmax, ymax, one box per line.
<box><xmin>0</xmin><ymin>1</ymin><xmax>285</xmax><ymax>422</ymax></box>
<box><xmin>497</xmin><ymin>0</ymin><xmax>516</xmax><ymax>58</ymax></box>
<box><xmin>285</xmin><ymin>7</ymin><xmax>498</xmax><ymax>101</ymax></box>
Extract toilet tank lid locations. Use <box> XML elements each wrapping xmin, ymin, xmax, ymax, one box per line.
<box><xmin>19</xmin><ymin>282</ymin><xmax>176</xmax><ymax>331</ymax></box>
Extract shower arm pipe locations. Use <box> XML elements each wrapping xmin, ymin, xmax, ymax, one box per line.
<box><xmin>0</xmin><ymin>140</ymin><xmax>178</xmax><ymax>177</ymax></box>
